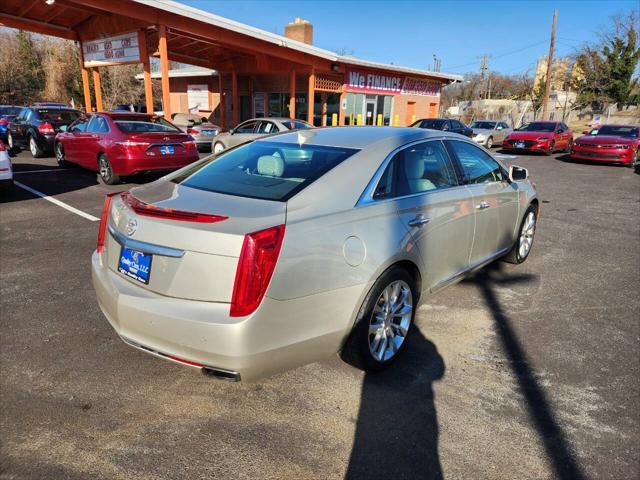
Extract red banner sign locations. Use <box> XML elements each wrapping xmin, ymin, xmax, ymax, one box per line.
<box><xmin>346</xmin><ymin>69</ymin><xmax>440</xmax><ymax>97</ymax></box>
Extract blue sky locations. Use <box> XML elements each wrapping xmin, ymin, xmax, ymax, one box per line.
<box><xmin>182</xmin><ymin>0</ymin><xmax>638</xmax><ymax>76</ymax></box>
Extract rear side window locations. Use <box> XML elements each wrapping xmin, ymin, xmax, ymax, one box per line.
<box><xmin>36</xmin><ymin>109</ymin><xmax>81</xmax><ymax>124</ymax></box>
<box><xmin>172</xmin><ymin>140</ymin><xmax>359</xmax><ymax>201</ymax></box>
<box><xmin>87</xmin><ymin>116</ymin><xmax>109</xmax><ymax>133</ymax></box>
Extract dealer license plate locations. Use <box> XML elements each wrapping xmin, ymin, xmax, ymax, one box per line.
<box><xmin>159</xmin><ymin>145</ymin><xmax>175</xmax><ymax>155</ymax></box>
<box><xmin>515</xmin><ymin>141</ymin><xmax>525</xmax><ymax>149</ymax></box>
<box><xmin>118</xmin><ymin>247</ymin><xmax>152</xmax><ymax>284</ymax></box>
<box><xmin>202</xmin><ymin>129</ymin><xmax>215</xmax><ymax>135</ymax></box>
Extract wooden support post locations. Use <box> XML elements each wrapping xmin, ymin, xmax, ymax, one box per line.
<box><xmin>158</xmin><ymin>24</ymin><xmax>172</xmax><ymax>119</ymax></box>
<box><xmin>78</xmin><ymin>43</ymin><xmax>92</xmax><ymax>112</ymax></box>
<box><xmin>218</xmin><ymin>73</ymin><xmax>226</xmax><ymax>130</ymax></box>
<box><xmin>138</xmin><ymin>30</ymin><xmax>153</xmax><ymax>115</ymax></box>
<box><xmin>92</xmin><ymin>68</ymin><xmax>103</xmax><ymax>112</ymax></box>
<box><xmin>289</xmin><ymin>70</ymin><xmax>296</xmax><ymax>119</ymax></box>
<box><xmin>307</xmin><ymin>67</ymin><xmax>315</xmax><ymax>125</ymax></box>
<box><xmin>231</xmin><ymin>69</ymin><xmax>238</xmax><ymax>126</ymax></box>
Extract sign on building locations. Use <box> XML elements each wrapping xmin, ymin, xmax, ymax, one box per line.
<box><xmin>187</xmin><ymin>84</ymin><xmax>210</xmax><ymax>111</ymax></box>
<box><xmin>82</xmin><ymin>32</ymin><xmax>140</xmax><ymax>67</ymax></box>
<box><xmin>346</xmin><ymin>69</ymin><xmax>441</xmax><ymax>97</ymax></box>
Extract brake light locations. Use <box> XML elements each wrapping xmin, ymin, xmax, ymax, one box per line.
<box><xmin>115</xmin><ymin>140</ymin><xmax>150</xmax><ymax>155</ymax></box>
<box><xmin>183</xmin><ymin>140</ymin><xmax>197</xmax><ymax>150</ymax></box>
<box><xmin>187</xmin><ymin>128</ymin><xmax>199</xmax><ymax>135</ymax></box>
<box><xmin>97</xmin><ymin>192</ymin><xmax>121</xmax><ymax>253</ymax></box>
<box><xmin>121</xmin><ymin>191</ymin><xmax>227</xmax><ymax>223</ymax></box>
<box><xmin>38</xmin><ymin>121</ymin><xmax>55</xmax><ymax>135</ymax></box>
<box><xmin>0</xmin><ymin>119</ymin><xmax>8</xmax><ymax>125</ymax></box>
<box><xmin>230</xmin><ymin>225</ymin><xmax>285</xmax><ymax>317</ymax></box>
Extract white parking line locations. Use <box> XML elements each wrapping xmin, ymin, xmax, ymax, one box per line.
<box><xmin>13</xmin><ymin>181</ymin><xmax>99</xmax><ymax>222</ymax></box>
<box><xmin>13</xmin><ymin>168</ymin><xmax>73</xmax><ymax>174</ymax></box>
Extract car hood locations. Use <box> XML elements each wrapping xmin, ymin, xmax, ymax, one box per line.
<box><xmin>575</xmin><ymin>135</ymin><xmax>637</xmax><ymax>145</ymax></box>
<box><xmin>508</xmin><ymin>131</ymin><xmax>554</xmax><ymax>140</ymax></box>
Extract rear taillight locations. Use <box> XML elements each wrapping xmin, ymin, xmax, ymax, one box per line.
<box><xmin>97</xmin><ymin>192</ymin><xmax>121</xmax><ymax>253</ymax></box>
<box><xmin>115</xmin><ymin>140</ymin><xmax>150</xmax><ymax>155</ymax></box>
<box><xmin>121</xmin><ymin>191</ymin><xmax>227</xmax><ymax>223</ymax></box>
<box><xmin>0</xmin><ymin>119</ymin><xmax>9</xmax><ymax>126</ymax></box>
<box><xmin>230</xmin><ymin>225</ymin><xmax>285</xmax><ymax>317</ymax></box>
<box><xmin>187</xmin><ymin>128</ymin><xmax>200</xmax><ymax>135</ymax></box>
<box><xmin>38</xmin><ymin>122</ymin><xmax>55</xmax><ymax>135</ymax></box>
<box><xmin>183</xmin><ymin>140</ymin><xmax>197</xmax><ymax>150</ymax></box>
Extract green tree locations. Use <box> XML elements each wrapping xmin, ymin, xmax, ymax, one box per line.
<box><xmin>15</xmin><ymin>30</ymin><xmax>45</xmax><ymax>103</ymax></box>
<box><xmin>603</xmin><ymin>18</ymin><xmax>639</xmax><ymax>106</ymax></box>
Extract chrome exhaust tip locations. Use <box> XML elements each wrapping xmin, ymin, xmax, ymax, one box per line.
<box><xmin>201</xmin><ymin>366</ymin><xmax>241</xmax><ymax>382</ymax></box>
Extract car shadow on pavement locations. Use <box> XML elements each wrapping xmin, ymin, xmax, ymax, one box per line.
<box><xmin>344</xmin><ymin>326</ymin><xmax>445</xmax><ymax>479</ymax></box>
<box><xmin>465</xmin><ymin>262</ymin><xmax>587</xmax><ymax>480</ymax></box>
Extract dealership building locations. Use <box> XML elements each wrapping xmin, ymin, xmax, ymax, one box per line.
<box><xmin>1</xmin><ymin>1</ymin><xmax>462</xmax><ymax>128</ymax></box>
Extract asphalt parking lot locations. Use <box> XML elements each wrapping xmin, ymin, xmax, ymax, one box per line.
<box><xmin>1</xmin><ymin>147</ymin><xmax>639</xmax><ymax>480</ymax></box>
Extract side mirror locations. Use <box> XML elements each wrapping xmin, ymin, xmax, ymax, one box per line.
<box><xmin>509</xmin><ymin>165</ymin><xmax>528</xmax><ymax>182</ymax></box>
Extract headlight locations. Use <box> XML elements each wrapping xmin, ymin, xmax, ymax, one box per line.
<box><xmin>475</xmin><ymin>134</ymin><xmax>485</xmax><ymax>141</ymax></box>
<box><xmin>538</xmin><ymin>137</ymin><xmax>549</xmax><ymax>141</ymax></box>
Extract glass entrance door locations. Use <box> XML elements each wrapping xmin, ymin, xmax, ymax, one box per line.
<box><xmin>365</xmin><ymin>95</ymin><xmax>377</xmax><ymax>125</ymax></box>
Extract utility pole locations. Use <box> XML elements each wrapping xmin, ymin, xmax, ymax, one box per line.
<box><xmin>541</xmin><ymin>9</ymin><xmax>557</xmax><ymax>120</ymax></box>
<box><xmin>479</xmin><ymin>54</ymin><xmax>489</xmax><ymax>100</ymax></box>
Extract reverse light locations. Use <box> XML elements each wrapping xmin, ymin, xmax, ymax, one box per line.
<box><xmin>97</xmin><ymin>192</ymin><xmax>122</xmax><ymax>253</ymax></box>
<box><xmin>38</xmin><ymin>122</ymin><xmax>55</xmax><ymax>135</ymax></box>
<box><xmin>121</xmin><ymin>191</ymin><xmax>227</xmax><ymax>223</ymax></box>
<box><xmin>230</xmin><ymin>225</ymin><xmax>285</xmax><ymax>317</ymax></box>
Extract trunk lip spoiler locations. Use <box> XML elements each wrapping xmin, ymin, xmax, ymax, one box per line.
<box><xmin>108</xmin><ymin>223</ymin><xmax>185</xmax><ymax>258</ymax></box>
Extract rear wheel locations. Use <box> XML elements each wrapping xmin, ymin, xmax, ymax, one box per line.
<box><xmin>342</xmin><ymin>266</ymin><xmax>417</xmax><ymax>371</ymax></box>
<box><xmin>7</xmin><ymin>133</ymin><xmax>17</xmax><ymax>152</ymax></box>
<box><xmin>486</xmin><ymin>136</ymin><xmax>493</xmax><ymax>149</ymax></box>
<box><xmin>29</xmin><ymin>135</ymin><xmax>44</xmax><ymax>158</ymax></box>
<box><xmin>55</xmin><ymin>142</ymin><xmax>67</xmax><ymax>167</ymax></box>
<box><xmin>213</xmin><ymin>142</ymin><xmax>225</xmax><ymax>154</ymax></box>
<box><xmin>98</xmin><ymin>154</ymin><xmax>120</xmax><ymax>185</ymax></box>
<box><xmin>503</xmin><ymin>204</ymin><xmax>538</xmax><ymax>264</ymax></box>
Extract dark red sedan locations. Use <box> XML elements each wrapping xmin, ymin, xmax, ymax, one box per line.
<box><xmin>54</xmin><ymin>112</ymin><xmax>199</xmax><ymax>184</ymax></box>
<box><xmin>570</xmin><ymin>124</ymin><xmax>639</xmax><ymax>167</ymax></box>
<box><xmin>502</xmin><ymin>121</ymin><xmax>573</xmax><ymax>155</ymax></box>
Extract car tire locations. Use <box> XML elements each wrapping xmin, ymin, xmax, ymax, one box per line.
<box><xmin>565</xmin><ymin>138</ymin><xmax>573</xmax><ymax>153</ymax></box>
<box><xmin>546</xmin><ymin>141</ymin><xmax>555</xmax><ymax>156</ymax></box>
<box><xmin>503</xmin><ymin>204</ymin><xmax>538</xmax><ymax>264</ymax></box>
<box><xmin>29</xmin><ymin>135</ymin><xmax>44</xmax><ymax>158</ymax></box>
<box><xmin>341</xmin><ymin>266</ymin><xmax>417</xmax><ymax>372</ymax></box>
<box><xmin>98</xmin><ymin>154</ymin><xmax>120</xmax><ymax>185</ymax></box>
<box><xmin>55</xmin><ymin>142</ymin><xmax>68</xmax><ymax>167</ymax></box>
<box><xmin>213</xmin><ymin>142</ymin><xmax>225</xmax><ymax>154</ymax></box>
<box><xmin>486</xmin><ymin>136</ymin><xmax>493</xmax><ymax>149</ymax></box>
<box><xmin>7</xmin><ymin>133</ymin><xmax>18</xmax><ymax>152</ymax></box>
<box><xmin>627</xmin><ymin>148</ymin><xmax>638</xmax><ymax>169</ymax></box>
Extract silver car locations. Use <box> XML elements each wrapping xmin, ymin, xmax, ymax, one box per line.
<box><xmin>172</xmin><ymin>113</ymin><xmax>221</xmax><ymax>151</ymax></box>
<box><xmin>211</xmin><ymin>117</ymin><xmax>312</xmax><ymax>154</ymax></box>
<box><xmin>470</xmin><ymin>120</ymin><xmax>513</xmax><ymax>148</ymax></box>
<box><xmin>92</xmin><ymin>127</ymin><xmax>538</xmax><ymax>381</ymax></box>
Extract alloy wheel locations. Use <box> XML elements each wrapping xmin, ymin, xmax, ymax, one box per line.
<box><xmin>29</xmin><ymin>137</ymin><xmax>37</xmax><ymax>156</ymax></box>
<box><xmin>486</xmin><ymin>137</ymin><xmax>493</xmax><ymax>149</ymax></box>
<box><xmin>518</xmin><ymin>211</ymin><xmax>536</xmax><ymax>259</ymax></box>
<box><xmin>8</xmin><ymin>133</ymin><xmax>13</xmax><ymax>149</ymax></box>
<box><xmin>55</xmin><ymin>143</ymin><xmax>65</xmax><ymax>165</ymax></box>
<box><xmin>213</xmin><ymin>142</ymin><xmax>224</xmax><ymax>154</ymax></box>
<box><xmin>368</xmin><ymin>280</ymin><xmax>413</xmax><ymax>362</ymax></box>
<box><xmin>99</xmin><ymin>157</ymin><xmax>111</xmax><ymax>182</ymax></box>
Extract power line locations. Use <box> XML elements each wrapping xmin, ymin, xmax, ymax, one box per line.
<box><xmin>445</xmin><ymin>39</ymin><xmax>548</xmax><ymax>71</ymax></box>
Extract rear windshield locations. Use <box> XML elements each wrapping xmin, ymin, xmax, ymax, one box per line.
<box><xmin>172</xmin><ymin>140</ymin><xmax>359</xmax><ymax>201</ymax></box>
<box><xmin>516</xmin><ymin>122</ymin><xmax>556</xmax><ymax>132</ymax></box>
<box><xmin>0</xmin><ymin>106</ymin><xmax>21</xmax><ymax>117</ymax></box>
<box><xmin>37</xmin><ymin>109</ymin><xmax>81</xmax><ymax>124</ymax></box>
<box><xmin>114</xmin><ymin>117</ymin><xmax>180</xmax><ymax>133</ymax></box>
<box><xmin>593</xmin><ymin>125</ymin><xmax>639</xmax><ymax>138</ymax></box>
<box><xmin>280</xmin><ymin>120</ymin><xmax>311</xmax><ymax>130</ymax></box>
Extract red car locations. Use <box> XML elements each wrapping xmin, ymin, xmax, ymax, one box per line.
<box><xmin>54</xmin><ymin>112</ymin><xmax>199</xmax><ymax>184</ymax></box>
<box><xmin>570</xmin><ymin>124</ymin><xmax>639</xmax><ymax>167</ymax></box>
<box><xmin>502</xmin><ymin>121</ymin><xmax>573</xmax><ymax>155</ymax></box>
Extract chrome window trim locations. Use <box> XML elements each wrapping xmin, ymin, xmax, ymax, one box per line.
<box><xmin>356</xmin><ymin>136</ymin><xmax>462</xmax><ymax>207</ymax></box>
<box><xmin>108</xmin><ymin>224</ymin><xmax>185</xmax><ymax>258</ymax></box>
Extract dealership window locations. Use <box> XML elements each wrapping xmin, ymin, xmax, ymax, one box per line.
<box><xmin>344</xmin><ymin>93</ymin><xmax>392</xmax><ymax>126</ymax></box>
<box><xmin>268</xmin><ymin>93</ymin><xmax>308</xmax><ymax>121</ymax></box>
<box><xmin>313</xmin><ymin>92</ymin><xmax>340</xmax><ymax>126</ymax></box>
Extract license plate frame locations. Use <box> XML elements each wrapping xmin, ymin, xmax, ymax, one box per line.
<box><xmin>159</xmin><ymin>145</ymin><xmax>175</xmax><ymax>155</ymax></box>
<box><xmin>118</xmin><ymin>247</ymin><xmax>152</xmax><ymax>284</ymax></box>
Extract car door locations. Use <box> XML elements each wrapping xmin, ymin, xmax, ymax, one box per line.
<box><xmin>228</xmin><ymin>120</ymin><xmax>259</xmax><ymax>147</ymax></box>
<box><xmin>383</xmin><ymin>140</ymin><xmax>476</xmax><ymax>292</ymax></box>
<box><xmin>11</xmin><ymin>109</ymin><xmax>29</xmax><ymax>145</ymax></box>
<box><xmin>445</xmin><ymin>139</ymin><xmax>520</xmax><ymax>265</ymax></box>
<box><xmin>76</xmin><ymin>115</ymin><xmax>104</xmax><ymax>167</ymax></box>
<box><xmin>63</xmin><ymin>117</ymin><xmax>89</xmax><ymax>160</ymax></box>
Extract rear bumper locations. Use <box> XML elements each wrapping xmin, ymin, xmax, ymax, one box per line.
<box><xmin>91</xmin><ymin>250</ymin><xmax>363</xmax><ymax>381</ymax></box>
<box><xmin>111</xmin><ymin>152</ymin><xmax>200</xmax><ymax>176</ymax></box>
<box><xmin>570</xmin><ymin>146</ymin><xmax>634</xmax><ymax>163</ymax></box>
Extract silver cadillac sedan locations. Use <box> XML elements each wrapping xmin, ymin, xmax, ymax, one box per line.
<box><xmin>92</xmin><ymin>127</ymin><xmax>538</xmax><ymax>381</ymax></box>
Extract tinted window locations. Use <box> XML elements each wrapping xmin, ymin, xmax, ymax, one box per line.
<box><xmin>516</xmin><ymin>122</ymin><xmax>556</xmax><ymax>132</ymax></box>
<box><xmin>235</xmin><ymin>121</ymin><xmax>257</xmax><ymax>133</ymax></box>
<box><xmin>114</xmin><ymin>116</ymin><xmax>179</xmax><ymax>133</ymax></box>
<box><xmin>595</xmin><ymin>125</ymin><xmax>639</xmax><ymax>138</ymax></box>
<box><xmin>69</xmin><ymin>118</ymin><xmax>89</xmax><ymax>132</ymax></box>
<box><xmin>36</xmin><ymin>109</ymin><xmax>81</xmax><ymax>124</ymax></box>
<box><xmin>256</xmin><ymin>121</ymin><xmax>278</xmax><ymax>134</ymax></box>
<box><xmin>500</xmin><ymin>122</ymin><xmax>510</xmax><ymax>129</ymax></box>
<box><xmin>448</xmin><ymin>140</ymin><xmax>503</xmax><ymax>184</ymax></box>
<box><xmin>172</xmin><ymin>140</ymin><xmax>358</xmax><ymax>201</ymax></box>
<box><xmin>414</xmin><ymin>119</ymin><xmax>445</xmax><ymax>129</ymax></box>
<box><xmin>374</xmin><ymin>141</ymin><xmax>458</xmax><ymax>199</ymax></box>
<box><xmin>280</xmin><ymin>120</ymin><xmax>311</xmax><ymax>130</ymax></box>
<box><xmin>87</xmin><ymin>116</ymin><xmax>109</xmax><ymax>133</ymax></box>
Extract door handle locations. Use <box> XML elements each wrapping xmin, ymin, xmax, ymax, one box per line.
<box><xmin>408</xmin><ymin>215</ymin><xmax>431</xmax><ymax>227</ymax></box>
<box><xmin>476</xmin><ymin>201</ymin><xmax>490</xmax><ymax>210</ymax></box>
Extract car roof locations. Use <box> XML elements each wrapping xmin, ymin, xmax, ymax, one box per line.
<box><xmin>599</xmin><ymin>124</ymin><xmax>639</xmax><ymax>128</ymax></box>
<box><xmin>102</xmin><ymin>112</ymin><xmax>153</xmax><ymax>117</ymax></box>
<box><xmin>256</xmin><ymin>126</ymin><xmax>460</xmax><ymax>149</ymax></box>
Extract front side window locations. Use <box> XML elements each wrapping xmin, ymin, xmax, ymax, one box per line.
<box><xmin>373</xmin><ymin>141</ymin><xmax>458</xmax><ymax>200</ymax></box>
<box><xmin>235</xmin><ymin>121</ymin><xmax>257</xmax><ymax>134</ymax></box>
<box><xmin>69</xmin><ymin>118</ymin><xmax>89</xmax><ymax>132</ymax></box>
<box><xmin>171</xmin><ymin>140</ymin><xmax>358</xmax><ymax>202</ymax></box>
<box><xmin>447</xmin><ymin>140</ymin><xmax>503</xmax><ymax>184</ymax></box>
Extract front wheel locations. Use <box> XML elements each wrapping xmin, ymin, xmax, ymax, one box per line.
<box><xmin>486</xmin><ymin>136</ymin><xmax>493</xmax><ymax>149</ymax></box>
<box><xmin>213</xmin><ymin>142</ymin><xmax>225</xmax><ymax>155</ymax></box>
<box><xmin>342</xmin><ymin>267</ymin><xmax>417</xmax><ymax>371</ymax></box>
<box><xmin>98</xmin><ymin>154</ymin><xmax>120</xmax><ymax>185</ymax></box>
<box><xmin>545</xmin><ymin>141</ymin><xmax>555</xmax><ymax>156</ymax></box>
<box><xmin>627</xmin><ymin>148</ymin><xmax>638</xmax><ymax>169</ymax></box>
<box><xmin>503</xmin><ymin>204</ymin><xmax>538</xmax><ymax>264</ymax></box>
<box><xmin>55</xmin><ymin>142</ymin><xmax>67</xmax><ymax>167</ymax></box>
